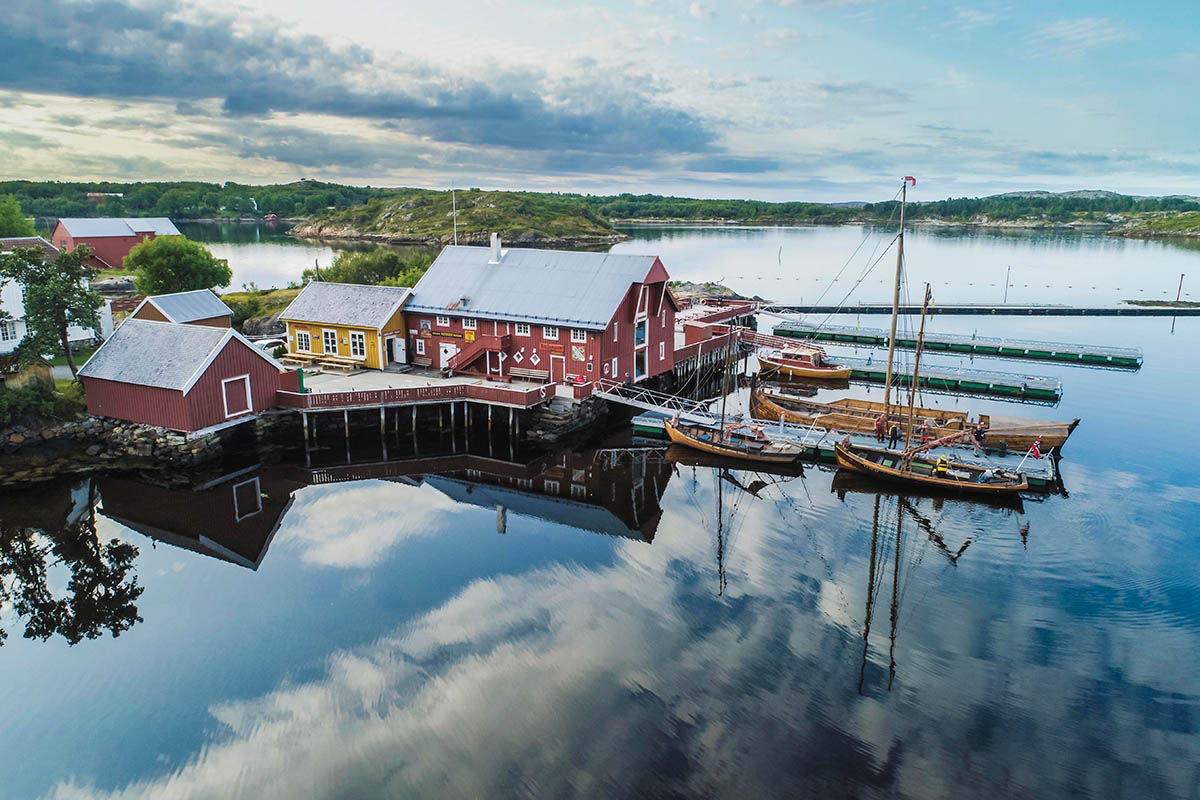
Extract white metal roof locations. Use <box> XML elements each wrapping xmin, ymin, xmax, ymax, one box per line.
<box><xmin>79</xmin><ymin>319</ymin><xmax>282</xmax><ymax>392</ymax></box>
<box><xmin>407</xmin><ymin>245</ymin><xmax>662</xmax><ymax>330</ymax></box>
<box><xmin>134</xmin><ymin>289</ymin><xmax>232</xmax><ymax>323</ymax></box>
<box><xmin>57</xmin><ymin>217</ymin><xmax>182</xmax><ymax>238</ymax></box>
<box><xmin>279</xmin><ymin>282</ymin><xmax>412</xmax><ymax>329</ymax></box>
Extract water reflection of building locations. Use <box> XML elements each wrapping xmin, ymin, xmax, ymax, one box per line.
<box><xmin>95</xmin><ymin>470</ymin><xmax>304</xmax><ymax>570</ymax></box>
<box><xmin>94</xmin><ymin>445</ymin><xmax>673</xmax><ymax>569</ymax></box>
<box><xmin>426</xmin><ymin>448</ymin><xmax>671</xmax><ymax>541</ymax></box>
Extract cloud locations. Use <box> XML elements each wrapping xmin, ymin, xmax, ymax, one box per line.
<box><xmin>1028</xmin><ymin>17</ymin><xmax>1135</xmax><ymax>59</ymax></box>
<box><xmin>949</xmin><ymin>8</ymin><xmax>1000</xmax><ymax>30</ymax></box>
<box><xmin>0</xmin><ymin>0</ymin><xmax>718</xmax><ymax>164</ymax></box>
<box><xmin>689</xmin><ymin>1</ymin><xmax>715</xmax><ymax>19</ymax></box>
<box><xmin>686</xmin><ymin>154</ymin><xmax>781</xmax><ymax>173</ymax></box>
<box><xmin>0</xmin><ymin>130</ymin><xmax>57</xmax><ymax>149</ymax></box>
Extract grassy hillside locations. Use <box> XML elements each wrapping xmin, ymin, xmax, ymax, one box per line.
<box><xmin>292</xmin><ymin>189</ymin><xmax>621</xmax><ymax>245</ymax></box>
<box><xmin>1114</xmin><ymin>211</ymin><xmax>1200</xmax><ymax>237</ymax></box>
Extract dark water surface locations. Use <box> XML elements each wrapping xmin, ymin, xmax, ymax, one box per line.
<box><xmin>3</xmin><ymin>228</ymin><xmax>1200</xmax><ymax>799</ymax></box>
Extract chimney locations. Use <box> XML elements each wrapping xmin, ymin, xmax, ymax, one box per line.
<box><xmin>489</xmin><ymin>232</ymin><xmax>502</xmax><ymax>264</ymax></box>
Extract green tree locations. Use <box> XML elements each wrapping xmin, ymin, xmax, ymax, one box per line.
<box><xmin>0</xmin><ymin>244</ymin><xmax>102</xmax><ymax>377</ymax></box>
<box><xmin>0</xmin><ymin>194</ymin><xmax>35</xmax><ymax>237</ymax></box>
<box><xmin>125</xmin><ymin>236</ymin><xmax>232</xmax><ymax>295</ymax></box>
<box><xmin>302</xmin><ymin>248</ymin><xmax>434</xmax><ymax>286</ymax></box>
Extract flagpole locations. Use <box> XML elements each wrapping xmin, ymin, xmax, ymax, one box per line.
<box><xmin>1015</xmin><ymin>439</ymin><xmax>1041</xmax><ymax>472</ymax></box>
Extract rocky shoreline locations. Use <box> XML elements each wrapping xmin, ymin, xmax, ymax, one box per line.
<box><xmin>288</xmin><ymin>223</ymin><xmax>628</xmax><ymax>249</ymax></box>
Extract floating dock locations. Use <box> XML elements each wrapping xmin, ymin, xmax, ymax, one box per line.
<box><xmin>829</xmin><ymin>355</ymin><xmax>1063</xmax><ymax>402</ymax></box>
<box><xmin>762</xmin><ymin>303</ymin><xmax>1200</xmax><ymax>316</ymax></box>
<box><xmin>773</xmin><ymin>320</ymin><xmax>1142</xmax><ymax>369</ymax></box>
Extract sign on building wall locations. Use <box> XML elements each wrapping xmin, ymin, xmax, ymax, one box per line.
<box><xmin>571</xmin><ymin>346</ymin><xmax>585</xmax><ymax>361</ymax></box>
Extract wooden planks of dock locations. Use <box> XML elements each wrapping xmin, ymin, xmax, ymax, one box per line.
<box><xmin>774</xmin><ymin>320</ymin><xmax>1142</xmax><ymax>369</ymax></box>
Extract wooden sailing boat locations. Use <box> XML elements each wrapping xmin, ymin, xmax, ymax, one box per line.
<box><xmin>835</xmin><ymin>273</ymin><xmax>1030</xmax><ymax>494</ymax></box>
<box><xmin>664</xmin><ymin>329</ymin><xmax>803</xmax><ymax>464</ymax></box>
<box><xmin>752</xmin><ymin>390</ymin><xmax>1079</xmax><ymax>452</ymax></box>
<box><xmin>751</xmin><ymin>176</ymin><xmax>1080</xmax><ymax>453</ymax></box>
<box><xmin>757</xmin><ymin>345</ymin><xmax>852</xmax><ymax>380</ymax></box>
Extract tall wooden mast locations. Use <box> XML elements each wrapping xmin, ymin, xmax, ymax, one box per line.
<box><xmin>902</xmin><ymin>283</ymin><xmax>932</xmax><ymax>454</ymax></box>
<box><xmin>882</xmin><ymin>177</ymin><xmax>914</xmax><ymax>418</ymax></box>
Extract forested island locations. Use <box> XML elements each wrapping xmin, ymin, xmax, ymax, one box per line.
<box><xmin>6</xmin><ymin>180</ymin><xmax>1200</xmax><ymax>240</ymax></box>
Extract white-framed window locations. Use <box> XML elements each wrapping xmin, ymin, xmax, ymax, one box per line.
<box><xmin>517</xmin><ymin>477</ymin><xmax>532</xmax><ymax>489</ymax></box>
<box><xmin>571</xmin><ymin>484</ymin><xmax>587</xmax><ymax>499</ymax></box>
<box><xmin>349</xmin><ymin>330</ymin><xmax>366</xmax><ymax>358</ymax></box>
<box><xmin>322</xmin><ymin>328</ymin><xmax>338</xmax><ymax>354</ymax></box>
<box><xmin>221</xmin><ymin>374</ymin><xmax>252</xmax><ymax>418</ymax></box>
<box><xmin>543</xmin><ymin>479</ymin><xmax>560</xmax><ymax>494</ymax></box>
<box><xmin>436</xmin><ymin>315</ymin><xmax>450</xmax><ymax>327</ymax></box>
<box><xmin>462</xmin><ymin>318</ymin><xmax>477</xmax><ymax>330</ymax></box>
<box><xmin>571</xmin><ymin>328</ymin><xmax>587</xmax><ymax>343</ymax></box>
<box><xmin>611</xmin><ymin>356</ymin><xmax>618</xmax><ymax>376</ymax></box>
<box><xmin>295</xmin><ymin>330</ymin><xmax>311</xmax><ymax>352</ymax></box>
<box><xmin>232</xmin><ymin>476</ymin><xmax>262</xmax><ymax>521</ymax></box>
<box><xmin>543</xmin><ymin>326</ymin><xmax>559</xmax><ymax>340</ymax></box>
<box><xmin>515</xmin><ymin>322</ymin><xmax>531</xmax><ymax>336</ymax></box>
<box><xmin>0</xmin><ymin>320</ymin><xmax>17</xmax><ymax>341</ymax></box>
<box><xmin>613</xmin><ymin>323</ymin><xmax>618</xmax><ymax>342</ymax></box>
<box><xmin>659</xmin><ymin>341</ymin><xmax>665</xmax><ymax>360</ymax></box>
<box><xmin>661</xmin><ymin>308</ymin><xmax>666</xmax><ymax>327</ymax></box>
<box><xmin>586</xmin><ymin>362</ymin><xmax>593</xmax><ymax>372</ymax></box>
<box><xmin>415</xmin><ymin>338</ymin><xmax>426</xmax><ymax>356</ymax></box>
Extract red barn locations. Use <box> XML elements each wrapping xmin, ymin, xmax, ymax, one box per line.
<box><xmin>51</xmin><ymin>217</ymin><xmax>181</xmax><ymax>269</ymax></box>
<box><xmin>405</xmin><ymin>235</ymin><xmax>679</xmax><ymax>385</ymax></box>
<box><xmin>78</xmin><ymin>319</ymin><xmax>296</xmax><ymax>432</ymax></box>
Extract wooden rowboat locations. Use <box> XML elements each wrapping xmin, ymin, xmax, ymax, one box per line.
<box><xmin>758</xmin><ymin>349</ymin><xmax>852</xmax><ymax>380</ymax></box>
<box><xmin>834</xmin><ymin>441</ymin><xmax>1028</xmax><ymax>494</ymax></box>
<box><xmin>664</xmin><ymin>418</ymin><xmax>803</xmax><ymax>463</ymax></box>
<box><xmin>752</xmin><ymin>389</ymin><xmax>1079</xmax><ymax>452</ymax></box>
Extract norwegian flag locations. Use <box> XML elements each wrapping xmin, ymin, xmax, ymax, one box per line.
<box><xmin>904</xmin><ymin>176</ymin><xmax>917</xmax><ymax>186</ymax></box>
<box><xmin>1030</xmin><ymin>437</ymin><xmax>1042</xmax><ymax>460</ymax></box>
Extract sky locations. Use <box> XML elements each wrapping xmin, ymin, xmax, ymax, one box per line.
<box><xmin>1</xmin><ymin>0</ymin><xmax>1197</xmax><ymax>202</ymax></box>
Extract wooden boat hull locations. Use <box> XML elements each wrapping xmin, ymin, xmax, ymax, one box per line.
<box><xmin>753</xmin><ymin>390</ymin><xmax>1078</xmax><ymax>452</ymax></box>
<box><xmin>834</xmin><ymin>443</ymin><xmax>1028</xmax><ymax>494</ymax></box>
<box><xmin>758</xmin><ymin>355</ymin><xmax>852</xmax><ymax>380</ymax></box>
<box><xmin>664</xmin><ymin>419</ymin><xmax>801</xmax><ymax>463</ymax></box>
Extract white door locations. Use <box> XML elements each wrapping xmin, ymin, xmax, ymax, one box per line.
<box><xmin>439</xmin><ymin>341</ymin><xmax>458</xmax><ymax>368</ymax></box>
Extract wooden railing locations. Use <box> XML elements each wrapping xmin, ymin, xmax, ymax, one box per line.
<box><xmin>277</xmin><ymin>380</ymin><xmax>552</xmax><ymax>410</ymax></box>
<box><xmin>672</xmin><ymin>333</ymin><xmax>736</xmax><ymax>363</ymax></box>
<box><xmin>446</xmin><ymin>333</ymin><xmax>511</xmax><ymax>371</ymax></box>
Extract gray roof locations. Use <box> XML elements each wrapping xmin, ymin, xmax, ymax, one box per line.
<box><xmin>80</xmin><ymin>319</ymin><xmax>233</xmax><ymax>390</ymax></box>
<box><xmin>57</xmin><ymin>217</ymin><xmax>182</xmax><ymax>238</ymax></box>
<box><xmin>279</xmin><ymin>282</ymin><xmax>412</xmax><ymax>328</ymax></box>
<box><xmin>407</xmin><ymin>246</ymin><xmax>660</xmax><ymax>329</ymax></box>
<box><xmin>142</xmin><ymin>289</ymin><xmax>232</xmax><ymax>323</ymax></box>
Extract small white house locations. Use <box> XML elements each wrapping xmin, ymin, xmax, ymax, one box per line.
<box><xmin>0</xmin><ymin>236</ymin><xmax>114</xmax><ymax>355</ymax></box>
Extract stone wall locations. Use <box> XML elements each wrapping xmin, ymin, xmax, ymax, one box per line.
<box><xmin>0</xmin><ymin>415</ymin><xmax>225</xmax><ymax>487</ymax></box>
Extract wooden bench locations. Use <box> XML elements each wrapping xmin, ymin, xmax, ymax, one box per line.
<box><xmin>412</xmin><ymin>356</ymin><xmax>433</xmax><ymax>367</ymax></box>
<box><xmin>509</xmin><ymin>367</ymin><xmax>550</xmax><ymax>381</ymax></box>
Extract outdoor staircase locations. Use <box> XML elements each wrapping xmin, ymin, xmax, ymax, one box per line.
<box><xmin>446</xmin><ymin>333</ymin><xmax>510</xmax><ymax>372</ymax></box>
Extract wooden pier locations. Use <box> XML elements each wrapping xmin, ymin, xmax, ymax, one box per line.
<box><xmin>828</xmin><ymin>355</ymin><xmax>1063</xmax><ymax>402</ymax></box>
<box><xmin>762</xmin><ymin>303</ymin><xmax>1200</xmax><ymax>316</ymax></box>
<box><xmin>774</xmin><ymin>320</ymin><xmax>1142</xmax><ymax>369</ymax></box>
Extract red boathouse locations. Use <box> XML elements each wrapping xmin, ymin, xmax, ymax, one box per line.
<box><xmin>404</xmin><ymin>234</ymin><xmax>679</xmax><ymax>385</ymax></box>
<box><xmin>78</xmin><ymin>319</ymin><xmax>296</xmax><ymax>432</ymax></box>
<box><xmin>51</xmin><ymin>217</ymin><xmax>181</xmax><ymax>270</ymax></box>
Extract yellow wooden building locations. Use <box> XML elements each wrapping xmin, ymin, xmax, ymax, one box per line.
<box><xmin>279</xmin><ymin>282</ymin><xmax>413</xmax><ymax>370</ymax></box>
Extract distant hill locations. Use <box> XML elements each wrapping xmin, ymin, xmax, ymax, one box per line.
<box><xmin>291</xmin><ymin>189</ymin><xmax>624</xmax><ymax>247</ymax></box>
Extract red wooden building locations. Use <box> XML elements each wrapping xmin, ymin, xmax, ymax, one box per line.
<box><xmin>404</xmin><ymin>235</ymin><xmax>679</xmax><ymax>385</ymax></box>
<box><xmin>51</xmin><ymin>217</ymin><xmax>181</xmax><ymax>269</ymax></box>
<box><xmin>78</xmin><ymin>319</ymin><xmax>297</xmax><ymax>432</ymax></box>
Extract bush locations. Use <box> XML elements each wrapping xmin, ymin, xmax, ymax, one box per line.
<box><xmin>0</xmin><ymin>381</ymin><xmax>57</xmax><ymax>426</ymax></box>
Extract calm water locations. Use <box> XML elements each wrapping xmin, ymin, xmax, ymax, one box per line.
<box><xmin>3</xmin><ymin>226</ymin><xmax>1200</xmax><ymax>799</ymax></box>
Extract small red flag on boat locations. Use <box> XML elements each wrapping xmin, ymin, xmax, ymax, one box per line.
<box><xmin>904</xmin><ymin>176</ymin><xmax>917</xmax><ymax>186</ymax></box>
<box><xmin>1031</xmin><ymin>438</ymin><xmax>1042</xmax><ymax>460</ymax></box>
